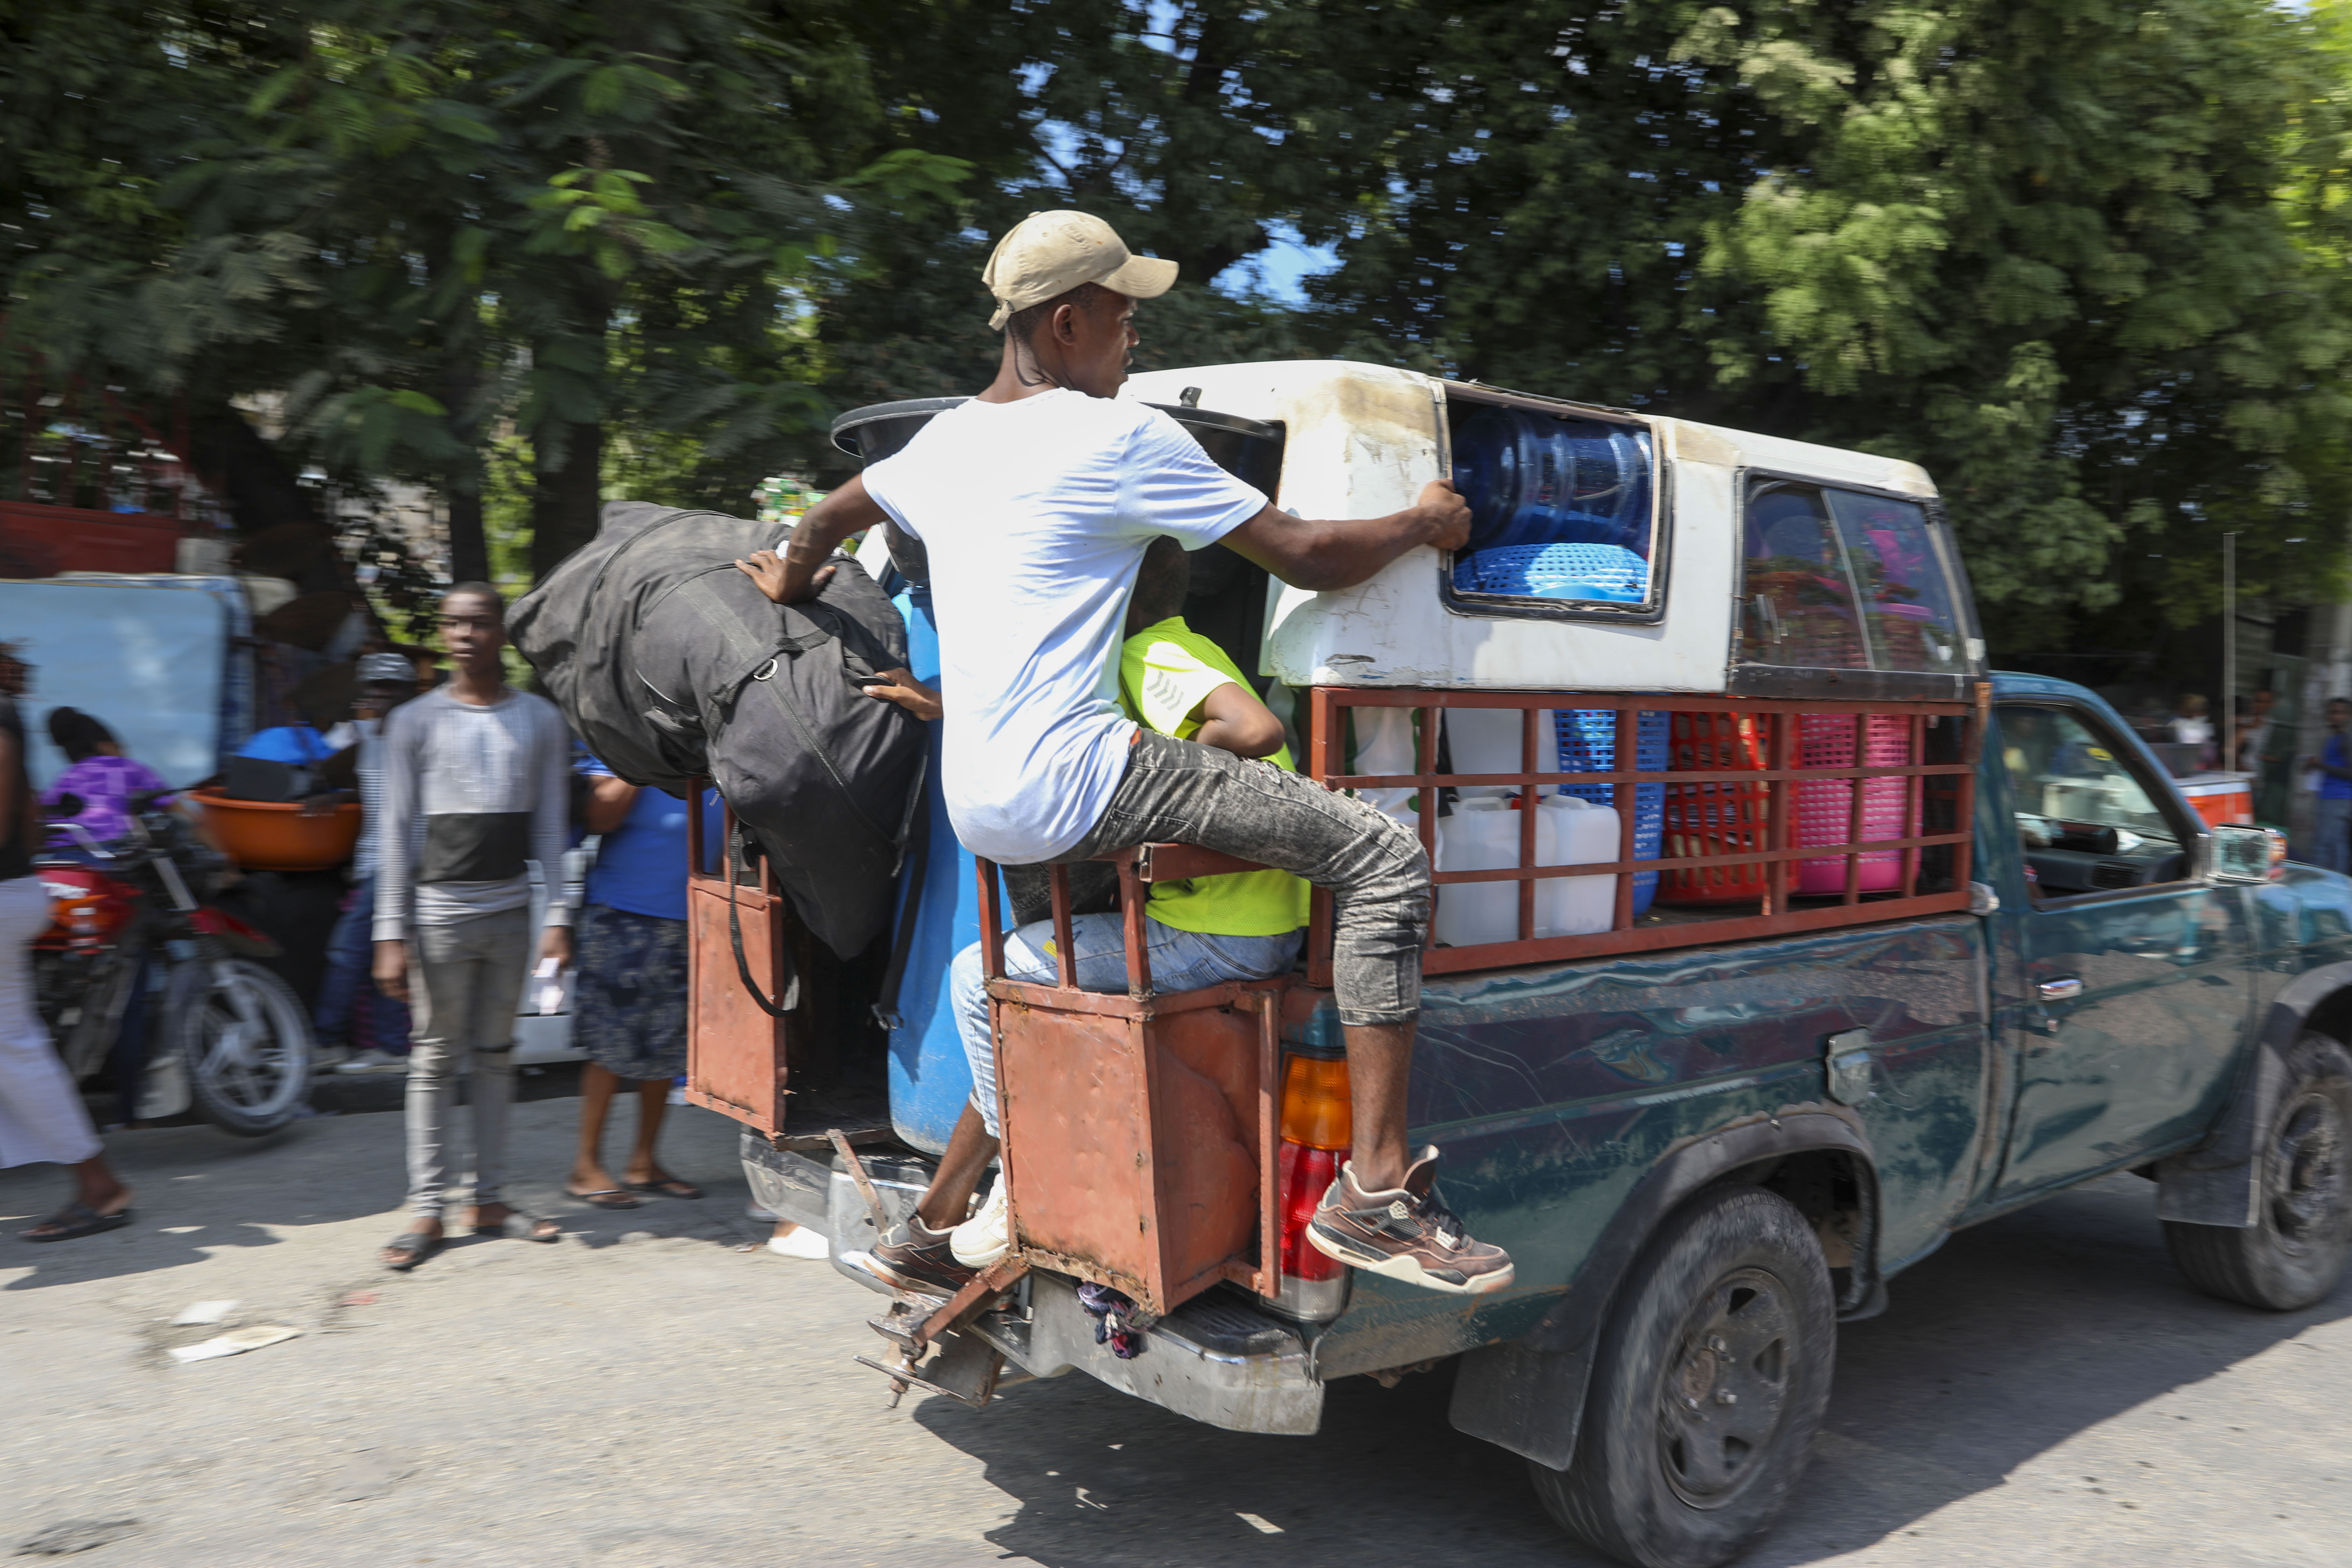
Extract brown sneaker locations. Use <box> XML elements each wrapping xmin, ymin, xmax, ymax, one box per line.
<box><xmin>844</xmin><ymin>1215</ymin><xmax>975</xmax><ymax>1297</ymax></box>
<box><xmin>1305</xmin><ymin>1146</ymin><xmax>1515</xmax><ymax>1296</ymax></box>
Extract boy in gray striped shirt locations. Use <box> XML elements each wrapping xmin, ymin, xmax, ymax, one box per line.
<box><xmin>372</xmin><ymin>584</ymin><xmax>574</xmax><ymax>1268</ymax></box>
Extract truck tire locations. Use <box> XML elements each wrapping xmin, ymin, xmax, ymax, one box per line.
<box><xmin>1530</xmin><ymin>1183</ymin><xmax>1835</xmax><ymax>1568</ymax></box>
<box><xmin>2163</xmin><ymin>1031</ymin><xmax>2352</xmax><ymax>1311</ymax></box>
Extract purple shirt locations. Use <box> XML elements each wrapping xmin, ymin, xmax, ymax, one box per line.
<box><xmin>43</xmin><ymin>755</ymin><xmax>174</xmax><ymax>843</ymax></box>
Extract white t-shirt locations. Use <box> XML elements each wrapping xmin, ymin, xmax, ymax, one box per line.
<box><xmin>861</xmin><ymin>391</ymin><xmax>1266</xmax><ymax>862</ymax></box>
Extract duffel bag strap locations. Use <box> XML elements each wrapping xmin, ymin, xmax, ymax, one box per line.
<box><xmin>726</xmin><ymin>823</ymin><xmax>800</xmax><ymax>1019</ymax></box>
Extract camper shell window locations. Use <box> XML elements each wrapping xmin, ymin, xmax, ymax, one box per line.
<box><xmin>1736</xmin><ymin>476</ymin><xmax>1975</xmax><ymax>698</ymax></box>
<box><xmin>1440</xmin><ymin>388</ymin><xmax>1664</xmax><ymax>624</ymax></box>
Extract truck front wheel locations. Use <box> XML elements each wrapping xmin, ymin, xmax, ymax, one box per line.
<box><xmin>1530</xmin><ymin>1183</ymin><xmax>1835</xmax><ymax>1568</ymax></box>
<box><xmin>2164</xmin><ymin>1032</ymin><xmax>2352</xmax><ymax>1311</ymax></box>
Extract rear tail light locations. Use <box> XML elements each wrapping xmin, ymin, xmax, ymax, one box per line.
<box><xmin>1267</xmin><ymin>1050</ymin><xmax>1353</xmax><ymax>1321</ymax></box>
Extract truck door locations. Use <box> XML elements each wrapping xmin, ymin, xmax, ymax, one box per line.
<box><xmin>1987</xmin><ymin>698</ymin><xmax>2253</xmax><ymax>1200</ymax></box>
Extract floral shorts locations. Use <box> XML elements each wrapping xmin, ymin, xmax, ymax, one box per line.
<box><xmin>572</xmin><ymin>902</ymin><xmax>689</xmax><ymax>1081</ymax></box>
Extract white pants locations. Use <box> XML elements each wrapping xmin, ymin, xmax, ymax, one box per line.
<box><xmin>0</xmin><ymin>874</ymin><xmax>102</xmax><ymax>1168</ymax></box>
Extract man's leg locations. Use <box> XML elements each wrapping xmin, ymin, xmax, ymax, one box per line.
<box><xmin>570</xmin><ymin>1062</ymin><xmax>625</xmax><ymax>1196</ymax></box>
<box><xmin>456</xmin><ymin>907</ymin><xmax>532</xmax><ymax>1231</ymax></box>
<box><xmin>1053</xmin><ymin>732</ymin><xmax>1512</xmax><ymax>1294</ymax></box>
<box><xmin>2323</xmin><ymin>799</ymin><xmax>2352</xmax><ymax>874</ymax></box>
<box><xmin>313</xmin><ymin>879</ymin><xmax>370</xmax><ymax>1049</ymax></box>
<box><xmin>391</xmin><ymin>927</ymin><xmax>463</xmax><ymax>1260</ymax></box>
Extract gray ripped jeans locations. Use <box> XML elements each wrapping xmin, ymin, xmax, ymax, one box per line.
<box><xmin>405</xmin><ymin>905</ymin><xmax>533</xmax><ymax>1218</ymax></box>
<box><xmin>1052</xmin><ymin>729</ymin><xmax>1428</xmax><ymax>1027</ymax></box>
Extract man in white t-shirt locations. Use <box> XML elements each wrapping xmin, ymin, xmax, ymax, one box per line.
<box><xmin>738</xmin><ymin>211</ymin><xmax>1512</xmax><ymax>1297</ymax></box>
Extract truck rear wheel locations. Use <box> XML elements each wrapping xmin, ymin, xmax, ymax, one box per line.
<box><xmin>2164</xmin><ymin>1032</ymin><xmax>2352</xmax><ymax>1311</ymax></box>
<box><xmin>1530</xmin><ymin>1183</ymin><xmax>1835</xmax><ymax>1568</ymax></box>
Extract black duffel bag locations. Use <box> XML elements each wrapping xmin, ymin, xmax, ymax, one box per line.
<box><xmin>509</xmin><ymin>502</ymin><xmax>924</xmax><ymax>960</ymax></box>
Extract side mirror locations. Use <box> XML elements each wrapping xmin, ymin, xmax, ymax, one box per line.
<box><xmin>2209</xmin><ymin>824</ymin><xmax>2286</xmax><ymax>884</ymax></box>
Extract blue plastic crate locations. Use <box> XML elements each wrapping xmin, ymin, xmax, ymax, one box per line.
<box><xmin>1453</xmin><ymin>541</ymin><xmax>1650</xmax><ymax>602</ymax></box>
<box><xmin>1555</xmin><ymin>708</ymin><xmax>1666</xmax><ymax>915</ymax></box>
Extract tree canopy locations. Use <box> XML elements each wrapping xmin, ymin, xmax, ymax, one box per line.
<box><xmin>6</xmin><ymin>0</ymin><xmax>2351</xmax><ymax>658</ymax></box>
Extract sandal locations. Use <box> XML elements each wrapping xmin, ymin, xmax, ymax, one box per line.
<box><xmin>475</xmin><ymin>1212</ymin><xmax>562</xmax><ymax>1242</ymax></box>
<box><xmin>565</xmin><ymin>1187</ymin><xmax>639</xmax><ymax>1210</ymax></box>
<box><xmin>625</xmin><ymin>1178</ymin><xmax>704</xmax><ymax>1200</ymax></box>
<box><xmin>22</xmin><ymin>1201</ymin><xmax>132</xmax><ymax>1243</ymax></box>
<box><xmin>380</xmin><ymin>1230</ymin><xmax>441</xmax><ymax>1272</ymax></box>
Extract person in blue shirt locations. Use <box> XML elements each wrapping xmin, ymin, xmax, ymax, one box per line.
<box><xmin>2305</xmin><ymin>698</ymin><xmax>2352</xmax><ymax>873</ymax></box>
<box><xmin>564</xmin><ymin>756</ymin><xmax>720</xmax><ymax>1209</ymax></box>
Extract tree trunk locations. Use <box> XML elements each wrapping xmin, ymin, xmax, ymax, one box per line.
<box><xmin>528</xmin><ymin>418</ymin><xmax>604</xmax><ymax>584</ymax></box>
<box><xmin>446</xmin><ymin>481</ymin><xmax>489</xmax><ymax>585</ymax></box>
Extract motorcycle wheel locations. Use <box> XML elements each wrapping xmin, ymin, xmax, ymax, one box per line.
<box><xmin>171</xmin><ymin>956</ymin><xmax>313</xmax><ymax>1136</ymax></box>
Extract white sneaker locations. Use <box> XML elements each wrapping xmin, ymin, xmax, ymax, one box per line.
<box><xmin>766</xmin><ymin>1224</ymin><xmax>828</xmax><ymax>1260</ymax></box>
<box><xmin>744</xmin><ymin>1199</ymin><xmax>781</xmax><ymax>1223</ymax></box>
<box><xmin>949</xmin><ymin>1181</ymin><xmax>1011</xmax><ymax>1268</ymax></box>
<box><xmin>334</xmin><ymin>1050</ymin><xmax>409</xmax><ymax>1076</ymax></box>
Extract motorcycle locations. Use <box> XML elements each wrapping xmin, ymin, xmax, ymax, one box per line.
<box><xmin>34</xmin><ymin>792</ymin><xmax>313</xmax><ymax>1136</ymax></box>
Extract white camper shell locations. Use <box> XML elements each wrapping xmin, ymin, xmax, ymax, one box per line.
<box><xmin>1119</xmin><ymin>360</ymin><xmax>1984</xmax><ymax>702</ymax></box>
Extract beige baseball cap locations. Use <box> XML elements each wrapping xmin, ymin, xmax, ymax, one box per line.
<box><xmin>983</xmin><ymin>210</ymin><xmax>1178</xmax><ymax>330</ymax></box>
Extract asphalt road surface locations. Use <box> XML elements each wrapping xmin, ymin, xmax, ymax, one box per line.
<box><xmin>3</xmin><ymin>1092</ymin><xmax>2344</xmax><ymax>1567</ymax></box>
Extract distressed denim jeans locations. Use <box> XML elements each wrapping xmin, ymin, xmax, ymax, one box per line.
<box><xmin>1052</xmin><ymin>728</ymin><xmax>1430</xmax><ymax>1028</ymax></box>
<box><xmin>404</xmin><ymin>905</ymin><xmax>532</xmax><ymax>1217</ymax></box>
<box><xmin>957</xmin><ymin>915</ymin><xmax>1303</xmax><ymax>1138</ymax></box>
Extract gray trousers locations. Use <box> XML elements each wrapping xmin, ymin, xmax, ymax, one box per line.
<box><xmin>2318</xmin><ymin>797</ymin><xmax>2352</xmax><ymax>875</ymax></box>
<box><xmin>1054</xmin><ymin>729</ymin><xmax>1428</xmax><ymax>1027</ymax></box>
<box><xmin>405</xmin><ymin>905</ymin><xmax>533</xmax><ymax>1217</ymax></box>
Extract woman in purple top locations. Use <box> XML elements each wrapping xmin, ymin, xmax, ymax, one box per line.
<box><xmin>41</xmin><ymin>709</ymin><xmax>174</xmax><ymax>844</ymax></box>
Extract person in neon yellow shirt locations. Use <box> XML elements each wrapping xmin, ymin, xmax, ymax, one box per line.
<box><xmin>846</xmin><ymin>537</ymin><xmax>1310</xmax><ymax>1294</ymax></box>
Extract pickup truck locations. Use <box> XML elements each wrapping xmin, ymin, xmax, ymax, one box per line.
<box><xmin>791</xmin><ymin>670</ymin><xmax>2352</xmax><ymax>1568</ymax></box>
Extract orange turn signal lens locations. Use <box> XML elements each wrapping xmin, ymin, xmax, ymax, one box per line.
<box><xmin>1279</xmin><ymin>1054</ymin><xmax>1352</xmax><ymax>1150</ymax></box>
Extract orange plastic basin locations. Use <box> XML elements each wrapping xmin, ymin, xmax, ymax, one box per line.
<box><xmin>189</xmin><ymin>787</ymin><xmax>361</xmax><ymax>872</ymax></box>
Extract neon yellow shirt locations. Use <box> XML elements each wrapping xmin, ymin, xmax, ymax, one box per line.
<box><xmin>1118</xmin><ymin>617</ymin><xmax>1311</xmax><ymax>937</ymax></box>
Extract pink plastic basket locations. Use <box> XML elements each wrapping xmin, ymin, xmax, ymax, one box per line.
<box><xmin>1795</xmin><ymin>716</ymin><xmax>1913</xmax><ymax>894</ymax></box>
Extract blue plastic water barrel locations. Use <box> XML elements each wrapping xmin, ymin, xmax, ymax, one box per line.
<box><xmin>1452</xmin><ymin>407</ymin><xmax>1652</xmax><ymax>555</ymax></box>
<box><xmin>1452</xmin><ymin>541</ymin><xmax>1650</xmax><ymax>602</ymax></box>
<box><xmin>883</xmin><ymin>583</ymin><xmax>981</xmax><ymax>1155</ymax></box>
<box><xmin>1555</xmin><ymin>708</ymin><xmax>1666</xmax><ymax>915</ymax></box>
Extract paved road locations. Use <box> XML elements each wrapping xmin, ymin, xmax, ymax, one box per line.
<box><xmin>4</xmin><ymin>1097</ymin><xmax>2345</xmax><ymax>1567</ymax></box>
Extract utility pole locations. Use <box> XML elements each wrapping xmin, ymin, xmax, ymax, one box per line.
<box><xmin>2224</xmin><ymin>532</ymin><xmax>2240</xmax><ymax>777</ymax></box>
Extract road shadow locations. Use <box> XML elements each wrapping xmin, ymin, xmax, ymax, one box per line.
<box><xmin>0</xmin><ymin>1093</ymin><xmax>755</xmax><ymax>1291</ymax></box>
<box><xmin>913</xmin><ymin>1173</ymin><xmax>2349</xmax><ymax>1567</ymax></box>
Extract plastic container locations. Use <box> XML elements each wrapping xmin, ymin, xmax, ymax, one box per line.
<box><xmin>1452</xmin><ymin>541</ymin><xmax>1649</xmax><ymax>603</ymax></box>
<box><xmin>1795</xmin><ymin>714</ymin><xmax>1913</xmax><ymax>894</ymax></box>
<box><xmin>1451</xmin><ymin>407</ymin><xmax>1653</xmax><ymax>555</ymax></box>
<box><xmin>188</xmin><ymin>788</ymin><xmax>361</xmax><ymax>872</ymax></box>
<box><xmin>1556</xmin><ymin>708</ymin><xmax>1666</xmax><ymax>915</ymax></box>
<box><xmin>1444</xmin><ymin>707</ymin><xmax>1556</xmax><ymax>800</ymax></box>
<box><xmin>1434</xmin><ymin>794</ymin><xmax>1621</xmax><ymax>945</ymax></box>
<box><xmin>1351</xmin><ymin>705</ymin><xmax>1427</xmax><ymax>827</ymax></box>
<box><xmin>1659</xmin><ymin>713</ymin><xmax>1772</xmax><ymax>905</ymax></box>
<box><xmin>1536</xmin><ymin>794</ymin><xmax>1619</xmax><ymax>937</ymax></box>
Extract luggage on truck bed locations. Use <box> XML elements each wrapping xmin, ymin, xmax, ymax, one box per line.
<box><xmin>510</xmin><ymin>501</ymin><xmax>925</xmax><ymax>959</ymax></box>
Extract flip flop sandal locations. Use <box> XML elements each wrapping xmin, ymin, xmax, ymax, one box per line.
<box><xmin>475</xmin><ymin>1212</ymin><xmax>562</xmax><ymax>1242</ymax></box>
<box><xmin>22</xmin><ymin>1202</ymin><xmax>133</xmax><ymax>1243</ymax></box>
<box><xmin>566</xmin><ymin>1188</ymin><xmax>640</xmax><ymax>1210</ymax></box>
<box><xmin>381</xmin><ymin>1231</ymin><xmax>442</xmax><ymax>1272</ymax></box>
<box><xmin>625</xmin><ymin>1178</ymin><xmax>704</xmax><ymax>1200</ymax></box>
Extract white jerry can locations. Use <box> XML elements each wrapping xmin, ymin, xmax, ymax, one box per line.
<box><xmin>1119</xmin><ymin>360</ymin><xmax>1983</xmax><ymax>703</ymax></box>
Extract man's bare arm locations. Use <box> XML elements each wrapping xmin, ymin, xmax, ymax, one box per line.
<box><xmin>1217</xmin><ymin>479</ymin><xmax>1472</xmax><ymax>593</ymax></box>
<box><xmin>737</xmin><ymin>474</ymin><xmax>891</xmax><ymax>605</ymax></box>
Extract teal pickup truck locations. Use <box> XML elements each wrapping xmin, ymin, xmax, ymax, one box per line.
<box><xmin>798</xmin><ymin>670</ymin><xmax>2350</xmax><ymax>1568</ymax></box>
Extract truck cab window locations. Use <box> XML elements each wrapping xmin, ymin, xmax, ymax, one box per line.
<box><xmin>1742</xmin><ymin>483</ymin><xmax>1969</xmax><ymax>676</ymax></box>
<box><xmin>1998</xmin><ymin>704</ymin><xmax>2190</xmax><ymax>896</ymax></box>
